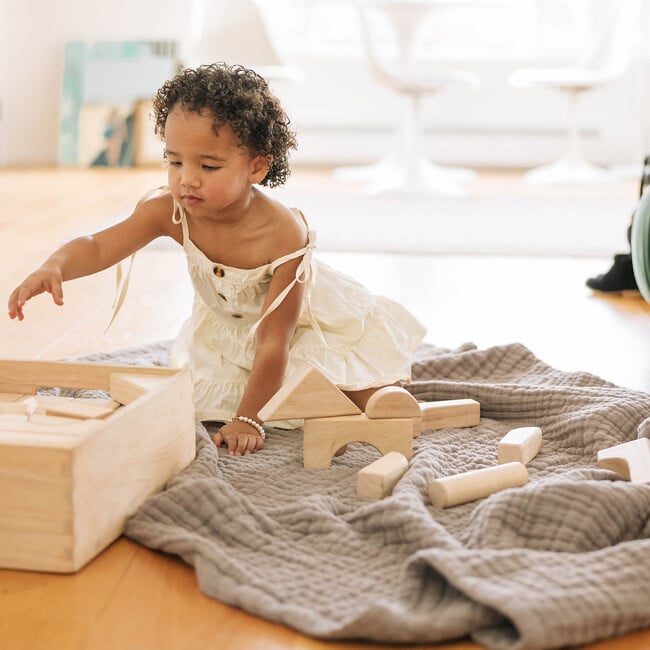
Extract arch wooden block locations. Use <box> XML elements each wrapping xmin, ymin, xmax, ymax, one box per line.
<box><xmin>428</xmin><ymin>461</ymin><xmax>528</xmax><ymax>508</ymax></box>
<box><xmin>357</xmin><ymin>451</ymin><xmax>409</xmax><ymax>500</ymax></box>
<box><xmin>303</xmin><ymin>414</ymin><xmax>413</xmax><ymax>469</ymax></box>
<box><xmin>597</xmin><ymin>437</ymin><xmax>650</xmax><ymax>483</ymax></box>
<box><xmin>258</xmin><ymin>363</ymin><xmax>361</xmax><ymax>422</ymax></box>
<box><xmin>0</xmin><ymin>359</ymin><xmax>195</xmax><ymax>573</ymax></box>
<box><xmin>498</xmin><ymin>426</ymin><xmax>542</xmax><ymax>465</ymax></box>
<box><xmin>417</xmin><ymin>399</ymin><xmax>480</xmax><ymax>435</ymax></box>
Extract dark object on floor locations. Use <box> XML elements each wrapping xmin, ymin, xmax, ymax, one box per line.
<box><xmin>586</xmin><ymin>254</ymin><xmax>639</xmax><ymax>294</ymax></box>
<box><xmin>586</xmin><ymin>155</ymin><xmax>650</xmax><ymax>295</ymax></box>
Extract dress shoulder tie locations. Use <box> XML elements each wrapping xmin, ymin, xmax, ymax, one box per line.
<box><xmin>245</xmin><ymin>210</ymin><xmax>325</xmax><ymax>355</ymax></box>
<box><xmin>105</xmin><ymin>187</ymin><xmax>169</xmax><ymax>332</ymax></box>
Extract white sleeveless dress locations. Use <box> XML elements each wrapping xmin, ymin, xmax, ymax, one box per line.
<box><xmin>169</xmin><ymin>202</ymin><xmax>427</xmax><ymax>425</ymax></box>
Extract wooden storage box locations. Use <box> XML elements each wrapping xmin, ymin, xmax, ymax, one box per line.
<box><xmin>0</xmin><ymin>359</ymin><xmax>195</xmax><ymax>573</ymax></box>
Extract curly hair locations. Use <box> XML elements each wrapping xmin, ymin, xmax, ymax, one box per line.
<box><xmin>152</xmin><ymin>63</ymin><xmax>297</xmax><ymax>187</ymax></box>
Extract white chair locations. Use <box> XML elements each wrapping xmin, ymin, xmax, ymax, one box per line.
<box><xmin>335</xmin><ymin>0</ymin><xmax>480</xmax><ymax>196</ymax></box>
<box><xmin>508</xmin><ymin>0</ymin><xmax>641</xmax><ymax>184</ymax></box>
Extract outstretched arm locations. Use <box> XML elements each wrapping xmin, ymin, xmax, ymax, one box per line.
<box><xmin>212</xmin><ymin>255</ymin><xmax>305</xmax><ymax>455</ymax></box>
<box><xmin>8</xmin><ymin>195</ymin><xmax>174</xmax><ymax>320</ymax></box>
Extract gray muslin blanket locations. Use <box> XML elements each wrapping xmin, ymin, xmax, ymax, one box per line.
<box><xmin>78</xmin><ymin>341</ymin><xmax>650</xmax><ymax>650</ymax></box>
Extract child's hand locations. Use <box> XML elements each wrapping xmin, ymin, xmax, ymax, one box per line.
<box><xmin>8</xmin><ymin>268</ymin><xmax>64</xmax><ymax>320</ymax></box>
<box><xmin>212</xmin><ymin>421</ymin><xmax>265</xmax><ymax>456</ymax></box>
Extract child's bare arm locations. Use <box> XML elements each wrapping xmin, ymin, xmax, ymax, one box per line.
<box><xmin>8</xmin><ymin>195</ymin><xmax>174</xmax><ymax>320</ymax></box>
<box><xmin>212</xmin><ymin>256</ymin><xmax>306</xmax><ymax>455</ymax></box>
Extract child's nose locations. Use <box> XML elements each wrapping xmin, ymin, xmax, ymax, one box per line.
<box><xmin>181</xmin><ymin>170</ymin><xmax>200</xmax><ymax>188</ymax></box>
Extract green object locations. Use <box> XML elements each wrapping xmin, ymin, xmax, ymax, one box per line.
<box><xmin>631</xmin><ymin>189</ymin><xmax>650</xmax><ymax>302</ymax></box>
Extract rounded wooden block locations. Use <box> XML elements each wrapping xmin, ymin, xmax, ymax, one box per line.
<box><xmin>428</xmin><ymin>462</ymin><xmax>528</xmax><ymax>508</ymax></box>
<box><xmin>365</xmin><ymin>386</ymin><xmax>421</xmax><ymax>419</ymax></box>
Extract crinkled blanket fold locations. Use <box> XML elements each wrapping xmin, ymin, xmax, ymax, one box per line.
<box><xmin>76</xmin><ymin>341</ymin><xmax>650</xmax><ymax>650</ymax></box>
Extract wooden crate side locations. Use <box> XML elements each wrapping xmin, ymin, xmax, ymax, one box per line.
<box><xmin>0</xmin><ymin>445</ymin><xmax>75</xmax><ymax>572</ymax></box>
<box><xmin>0</xmin><ymin>360</ymin><xmax>176</xmax><ymax>394</ymax></box>
<box><xmin>70</xmin><ymin>369</ymin><xmax>195</xmax><ymax>571</ymax></box>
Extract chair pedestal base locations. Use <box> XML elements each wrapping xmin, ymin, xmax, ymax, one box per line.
<box><xmin>524</xmin><ymin>156</ymin><xmax>614</xmax><ymax>185</ymax></box>
<box><xmin>334</xmin><ymin>154</ymin><xmax>476</xmax><ymax>196</ymax></box>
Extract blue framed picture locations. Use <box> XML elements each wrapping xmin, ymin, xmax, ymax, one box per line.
<box><xmin>58</xmin><ymin>40</ymin><xmax>178</xmax><ymax>166</ymax></box>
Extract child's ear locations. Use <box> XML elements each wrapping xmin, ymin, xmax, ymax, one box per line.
<box><xmin>249</xmin><ymin>154</ymin><xmax>271</xmax><ymax>184</ymax></box>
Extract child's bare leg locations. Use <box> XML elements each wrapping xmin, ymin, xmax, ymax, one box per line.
<box><xmin>343</xmin><ymin>382</ymin><xmax>400</xmax><ymax>412</ymax></box>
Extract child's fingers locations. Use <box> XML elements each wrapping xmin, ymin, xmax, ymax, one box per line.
<box><xmin>211</xmin><ymin>426</ymin><xmax>263</xmax><ymax>455</ymax></box>
<box><xmin>50</xmin><ymin>280</ymin><xmax>64</xmax><ymax>306</ymax></box>
<box><xmin>230</xmin><ymin>431</ymin><xmax>263</xmax><ymax>455</ymax></box>
<box><xmin>211</xmin><ymin>429</ymin><xmax>225</xmax><ymax>448</ymax></box>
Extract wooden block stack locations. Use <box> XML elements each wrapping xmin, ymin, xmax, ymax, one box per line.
<box><xmin>258</xmin><ymin>363</ymin><xmax>482</xmax><ymax>499</ymax></box>
<box><xmin>0</xmin><ymin>360</ymin><xmax>195</xmax><ymax>573</ymax></box>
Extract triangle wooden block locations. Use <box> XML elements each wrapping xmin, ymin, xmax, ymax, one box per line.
<box><xmin>258</xmin><ymin>363</ymin><xmax>361</xmax><ymax>421</ymax></box>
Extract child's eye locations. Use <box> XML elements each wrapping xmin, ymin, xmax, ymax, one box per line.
<box><xmin>203</xmin><ymin>165</ymin><xmax>219</xmax><ymax>171</ymax></box>
<box><xmin>168</xmin><ymin>161</ymin><xmax>182</xmax><ymax>167</ymax></box>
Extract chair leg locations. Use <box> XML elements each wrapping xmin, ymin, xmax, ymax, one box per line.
<box><xmin>364</xmin><ymin>92</ymin><xmax>476</xmax><ymax>196</ymax></box>
<box><xmin>524</xmin><ymin>90</ymin><xmax>613</xmax><ymax>185</ymax></box>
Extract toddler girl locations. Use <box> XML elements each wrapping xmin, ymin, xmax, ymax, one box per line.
<box><xmin>7</xmin><ymin>63</ymin><xmax>426</xmax><ymax>455</ymax></box>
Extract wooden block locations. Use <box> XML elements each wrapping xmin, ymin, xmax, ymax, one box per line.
<box><xmin>0</xmin><ymin>397</ymin><xmax>38</xmax><ymax>416</ymax></box>
<box><xmin>365</xmin><ymin>386</ymin><xmax>421</xmax><ymax>419</ymax></box>
<box><xmin>597</xmin><ymin>438</ymin><xmax>650</xmax><ymax>483</ymax></box>
<box><xmin>258</xmin><ymin>363</ymin><xmax>361</xmax><ymax>422</ymax></box>
<box><xmin>0</xmin><ymin>359</ymin><xmax>175</xmax><ymax>394</ymax></box>
<box><xmin>357</xmin><ymin>451</ymin><xmax>409</xmax><ymax>500</ymax></box>
<box><xmin>498</xmin><ymin>426</ymin><xmax>542</xmax><ymax>465</ymax></box>
<box><xmin>28</xmin><ymin>395</ymin><xmax>120</xmax><ymax>420</ymax></box>
<box><xmin>109</xmin><ymin>373</ymin><xmax>171</xmax><ymax>406</ymax></box>
<box><xmin>0</xmin><ymin>412</ymin><xmax>91</xmax><ymax>432</ymax></box>
<box><xmin>417</xmin><ymin>399</ymin><xmax>480</xmax><ymax>435</ymax></box>
<box><xmin>0</xmin><ymin>360</ymin><xmax>195</xmax><ymax>573</ymax></box>
<box><xmin>428</xmin><ymin>462</ymin><xmax>528</xmax><ymax>508</ymax></box>
<box><xmin>303</xmin><ymin>413</ymin><xmax>412</xmax><ymax>469</ymax></box>
<box><xmin>0</xmin><ymin>392</ymin><xmax>30</xmax><ymax>403</ymax></box>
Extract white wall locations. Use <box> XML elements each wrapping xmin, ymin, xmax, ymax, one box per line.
<box><xmin>0</xmin><ymin>0</ymin><xmax>186</xmax><ymax>165</ymax></box>
<box><xmin>1</xmin><ymin>0</ymin><xmax>649</xmax><ymax>168</ymax></box>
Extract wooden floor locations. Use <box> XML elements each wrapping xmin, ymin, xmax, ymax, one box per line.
<box><xmin>1</xmin><ymin>167</ymin><xmax>650</xmax><ymax>649</ymax></box>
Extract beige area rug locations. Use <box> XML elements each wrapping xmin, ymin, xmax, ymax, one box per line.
<box><xmin>266</xmin><ymin>181</ymin><xmax>637</xmax><ymax>257</ymax></box>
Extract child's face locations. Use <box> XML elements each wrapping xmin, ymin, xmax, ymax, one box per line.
<box><xmin>163</xmin><ymin>106</ymin><xmax>267</xmax><ymax>217</ymax></box>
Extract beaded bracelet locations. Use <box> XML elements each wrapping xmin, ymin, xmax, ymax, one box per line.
<box><xmin>233</xmin><ymin>415</ymin><xmax>266</xmax><ymax>440</ymax></box>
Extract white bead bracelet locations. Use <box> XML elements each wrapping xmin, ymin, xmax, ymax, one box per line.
<box><xmin>233</xmin><ymin>415</ymin><xmax>266</xmax><ymax>439</ymax></box>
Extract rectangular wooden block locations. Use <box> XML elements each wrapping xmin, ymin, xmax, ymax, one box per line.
<box><xmin>498</xmin><ymin>426</ymin><xmax>542</xmax><ymax>465</ymax></box>
<box><xmin>357</xmin><ymin>451</ymin><xmax>409</xmax><ymax>500</ymax></box>
<box><xmin>0</xmin><ymin>359</ymin><xmax>195</xmax><ymax>573</ymax></box>
<box><xmin>418</xmin><ymin>399</ymin><xmax>480</xmax><ymax>433</ymax></box>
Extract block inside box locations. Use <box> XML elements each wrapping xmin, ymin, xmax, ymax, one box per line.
<box><xmin>0</xmin><ymin>360</ymin><xmax>195</xmax><ymax>573</ymax></box>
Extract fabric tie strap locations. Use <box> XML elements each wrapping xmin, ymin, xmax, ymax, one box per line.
<box><xmin>105</xmin><ymin>186</ymin><xmax>167</xmax><ymax>332</ymax></box>
<box><xmin>245</xmin><ymin>229</ymin><xmax>326</xmax><ymax>357</ymax></box>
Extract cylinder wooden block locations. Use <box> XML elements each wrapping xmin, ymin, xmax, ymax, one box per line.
<box><xmin>428</xmin><ymin>462</ymin><xmax>529</xmax><ymax>508</ymax></box>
